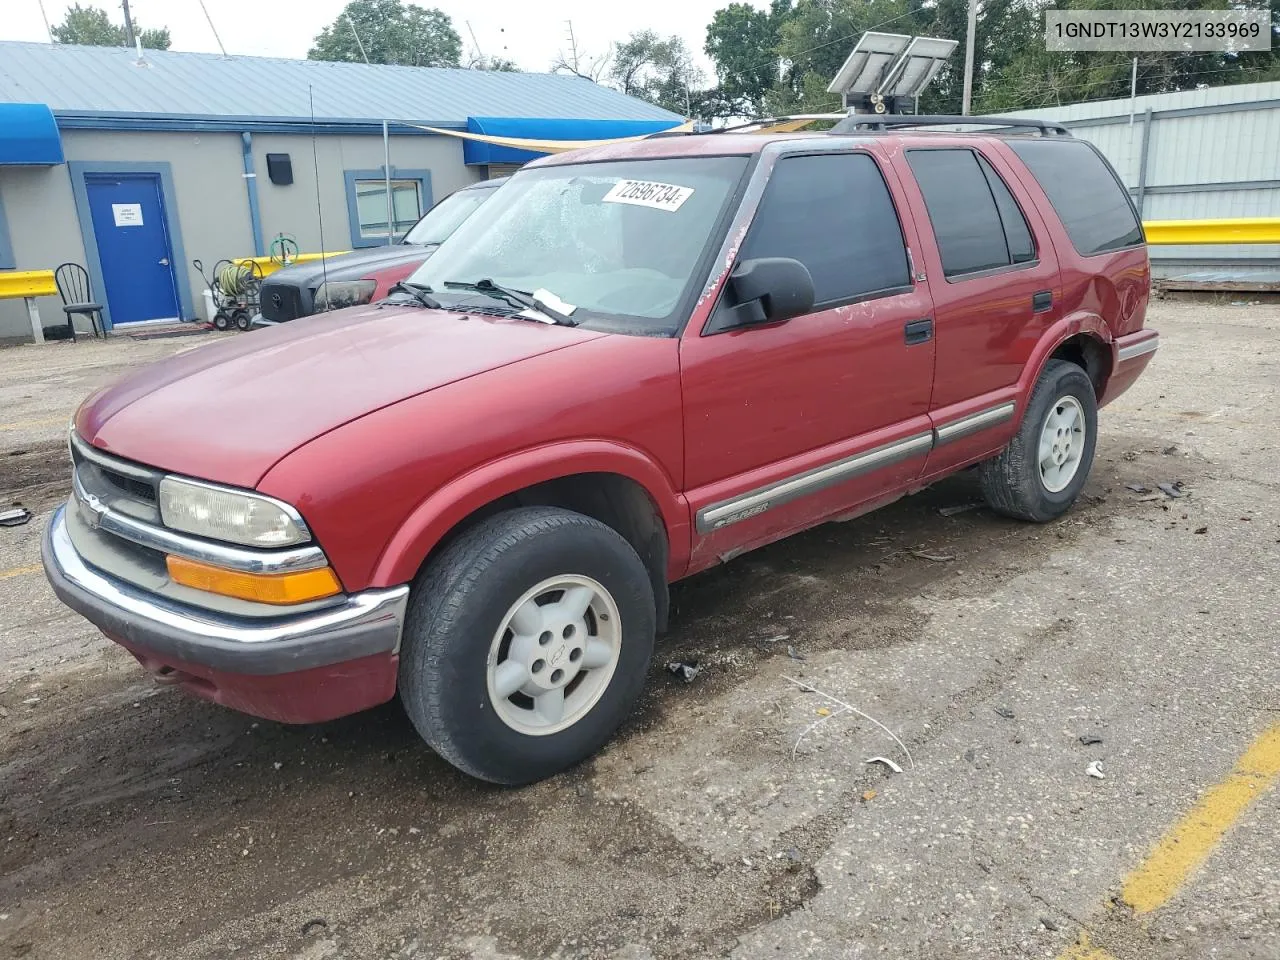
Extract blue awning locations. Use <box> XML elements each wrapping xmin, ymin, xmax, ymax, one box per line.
<box><xmin>0</xmin><ymin>103</ymin><xmax>64</xmax><ymax>165</ymax></box>
<box><xmin>463</xmin><ymin>116</ymin><xmax>683</xmax><ymax>165</ymax></box>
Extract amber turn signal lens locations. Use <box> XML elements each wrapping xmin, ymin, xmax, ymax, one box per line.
<box><xmin>166</xmin><ymin>556</ymin><xmax>342</xmax><ymax>605</ymax></box>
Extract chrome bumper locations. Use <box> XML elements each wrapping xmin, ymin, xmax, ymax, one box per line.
<box><xmin>42</xmin><ymin>506</ymin><xmax>409</xmax><ymax>676</ymax></box>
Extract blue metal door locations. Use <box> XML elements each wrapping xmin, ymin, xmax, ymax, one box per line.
<box><xmin>86</xmin><ymin>174</ymin><xmax>180</xmax><ymax>324</ymax></box>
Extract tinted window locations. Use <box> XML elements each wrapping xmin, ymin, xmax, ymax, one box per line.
<box><xmin>907</xmin><ymin>149</ymin><xmax>1010</xmax><ymax>277</ymax></box>
<box><xmin>976</xmin><ymin>154</ymin><xmax>1035</xmax><ymax>263</ymax></box>
<box><xmin>739</xmin><ymin>153</ymin><xmax>910</xmax><ymax>305</ymax></box>
<box><xmin>1008</xmin><ymin>139</ymin><xmax>1143</xmax><ymax>256</ymax></box>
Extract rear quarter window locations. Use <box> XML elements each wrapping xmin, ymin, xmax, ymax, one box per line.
<box><xmin>1008</xmin><ymin>139</ymin><xmax>1143</xmax><ymax>256</ymax></box>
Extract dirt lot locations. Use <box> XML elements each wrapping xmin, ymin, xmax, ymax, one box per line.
<box><xmin>0</xmin><ymin>304</ymin><xmax>1277</xmax><ymax>960</ymax></box>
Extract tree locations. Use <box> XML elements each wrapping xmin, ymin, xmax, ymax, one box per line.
<box><xmin>551</xmin><ymin>46</ymin><xmax>613</xmax><ymax>82</ymax></box>
<box><xmin>467</xmin><ymin>54</ymin><xmax>520</xmax><ymax>72</ymax></box>
<box><xmin>978</xmin><ymin>0</ymin><xmax>1280</xmax><ymax>113</ymax></box>
<box><xmin>51</xmin><ymin>3</ymin><xmax>170</xmax><ymax>49</ymax></box>
<box><xmin>607</xmin><ymin>31</ymin><xmax>705</xmax><ymax>114</ymax></box>
<box><xmin>309</xmin><ymin>0</ymin><xmax>462</xmax><ymax>68</ymax></box>
<box><xmin>704</xmin><ymin>0</ymin><xmax>792</xmax><ymax>116</ymax></box>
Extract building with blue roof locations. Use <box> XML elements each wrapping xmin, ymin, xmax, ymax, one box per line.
<box><xmin>0</xmin><ymin>41</ymin><xmax>682</xmax><ymax>336</ymax></box>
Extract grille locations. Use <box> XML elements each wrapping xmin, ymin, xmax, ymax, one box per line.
<box><xmin>259</xmin><ymin>281</ymin><xmax>306</xmax><ymax>322</ymax></box>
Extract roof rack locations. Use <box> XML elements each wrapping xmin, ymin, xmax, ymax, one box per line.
<box><xmin>831</xmin><ymin>115</ymin><xmax>1072</xmax><ymax>137</ymax></box>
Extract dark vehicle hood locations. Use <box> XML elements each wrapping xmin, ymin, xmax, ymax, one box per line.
<box><xmin>76</xmin><ymin>304</ymin><xmax>606</xmax><ymax>488</ymax></box>
<box><xmin>265</xmin><ymin>245</ymin><xmax>436</xmax><ymax>288</ymax></box>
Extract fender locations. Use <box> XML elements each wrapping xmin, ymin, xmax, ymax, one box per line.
<box><xmin>370</xmin><ymin>439</ymin><xmax>691</xmax><ymax>588</ymax></box>
<box><xmin>1017</xmin><ymin>309</ymin><xmax>1112</xmax><ymax>402</ymax></box>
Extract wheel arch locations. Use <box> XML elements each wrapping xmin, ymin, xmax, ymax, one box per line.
<box><xmin>1021</xmin><ymin>312</ymin><xmax>1113</xmax><ymax>401</ymax></box>
<box><xmin>370</xmin><ymin>441</ymin><xmax>689</xmax><ymax>629</ymax></box>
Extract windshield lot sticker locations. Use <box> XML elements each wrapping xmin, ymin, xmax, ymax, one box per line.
<box><xmin>602</xmin><ymin>180</ymin><xmax>693</xmax><ymax>212</ymax></box>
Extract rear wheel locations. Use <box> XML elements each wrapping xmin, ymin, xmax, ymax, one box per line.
<box><xmin>979</xmin><ymin>359</ymin><xmax>1098</xmax><ymax>522</ymax></box>
<box><xmin>212</xmin><ymin>312</ymin><xmax>231</xmax><ymax>331</ymax></box>
<box><xmin>398</xmin><ymin>507</ymin><xmax>655</xmax><ymax>785</ymax></box>
<box><xmin>232</xmin><ymin>309</ymin><xmax>251</xmax><ymax>331</ymax></box>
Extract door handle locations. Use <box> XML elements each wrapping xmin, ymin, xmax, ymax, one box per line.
<box><xmin>904</xmin><ymin>318</ymin><xmax>933</xmax><ymax>345</ymax></box>
<box><xmin>158</xmin><ymin>258</ymin><xmax>170</xmax><ymax>266</ymax></box>
<box><xmin>1032</xmin><ymin>290</ymin><xmax>1052</xmax><ymax>313</ymax></box>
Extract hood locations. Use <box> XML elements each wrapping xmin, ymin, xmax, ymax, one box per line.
<box><xmin>265</xmin><ymin>245</ymin><xmax>435</xmax><ymax>287</ymax></box>
<box><xmin>78</xmin><ymin>306</ymin><xmax>606</xmax><ymax>488</ymax></box>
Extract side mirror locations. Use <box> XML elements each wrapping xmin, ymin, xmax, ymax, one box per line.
<box><xmin>724</xmin><ymin>257</ymin><xmax>815</xmax><ymax>328</ymax></box>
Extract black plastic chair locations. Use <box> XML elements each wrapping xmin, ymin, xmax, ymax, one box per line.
<box><xmin>54</xmin><ymin>262</ymin><xmax>104</xmax><ymax>341</ymax></box>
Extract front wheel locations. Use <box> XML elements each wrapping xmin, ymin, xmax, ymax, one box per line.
<box><xmin>979</xmin><ymin>359</ymin><xmax>1098</xmax><ymax>522</ymax></box>
<box><xmin>398</xmin><ymin>507</ymin><xmax>656</xmax><ymax>785</ymax></box>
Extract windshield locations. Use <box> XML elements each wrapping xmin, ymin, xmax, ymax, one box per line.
<box><xmin>407</xmin><ymin>156</ymin><xmax>749</xmax><ymax>333</ymax></box>
<box><xmin>402</xmin><ymin>185</ymin><xmax>498</xmax><ymax>246</ymax></box>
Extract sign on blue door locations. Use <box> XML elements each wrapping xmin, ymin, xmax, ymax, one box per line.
<box><xmin>86</xmin><ymin>174</ymin><xmax>180</xmax><ymax>324</ymax></box>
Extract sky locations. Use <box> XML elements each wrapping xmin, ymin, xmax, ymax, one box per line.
<box><xmin>2</xmin><ymin>0</ymin><xmax>743</xmax><ymax>78</ymax></box>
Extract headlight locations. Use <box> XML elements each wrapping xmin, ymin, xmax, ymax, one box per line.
<box><xmin>159</xmin><ymin>477</ymin><xmax>310</xmax><ymax>547</ymax></box>
<box><xmin>312</xmin><ymin>279</ymin><xmax>376</xmax><ymax>312</ymax></box>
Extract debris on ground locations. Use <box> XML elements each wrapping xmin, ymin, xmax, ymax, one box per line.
<box><xmin>0</xmin><ymin>506</ymin><xmax>32</xmax><ymax>527</ymax></box>
<box><xmin>816</xmin><ymin>707</ymin><xmax>831</xmax><ymax>717</ymax></box>
<box><xmin>1078</xmin><ymin>734</ymin><xmax>1104</xmax><ymax>746</ymax></box>
<box><xmin>1040</xmin><ymin>917</ymin><xmax>1060</xmax><ymax>932</ymax></box>
<box><xmin>864</xmin><ymin>756</ymin><xmax>904</xmax><ymax>774</ymax></box>
<box><xmin>301</xmin><ymin>918</ymin><xmax>328</xmax><ymax>937</ymax></box>
<box><xmin>666</xmin><ymin>660</ymin><xmax>701</xmax><ymax>683</ymax></box>
<box><xmin>1136</xmin><ymin>493</ymin><xmax>1164</xmax><ymax>503</ymax></box>
<box><xmin>1125</xmin><ymin>483</ymin><xmax>1150</xmax><ymax>494</ymax></box>
<box><xmin>786</xmin><ymin>644</ymin><xmax>806</xmax><ymax>661</ymax></box>
<box><xmin>783</xmin><ymin>675</ymin><xmax>915</xmax><ymax>769</ymax></box>
<box><xmin>994</xmin><ymin>706</ymin><xmax>1015</xmax><ymax>719</ymax></box>
<box><xmin>910</xmin><ymin>550</ymin><xmax>956</xmax><ymax>562</ymax></box>
<box><xmin>1194</xmin><ymin>526</ymin><xmax>1208</xmax><ymax>534</ymax></box>
<box><xmin>1158</xmin><ymin>481</ymin><xmax>1188</xmax><ymax>498</ymax></box>
<box><xmin>761</xmin><ymin>634</ymin><xmax>790</xmax><ymax>644</ymax></box>
<box><xmin>938</xmin><ymin>502</ymin><xmax>981</xmax><ymax>517</ymax></box>
<box><xmin>1086</xmin><ymin>760</ymin><xmax>1106</xmax><ymax>780</ymax></box>
<box><xmin>1161</xmin><ymin>445</ymin><xmax>1179</xmax><ymax>455</ymax></box>
<box><xmin>861</xmin><ymin>789</ymin><xmax>877</xmax><ymax>802</ymax></box>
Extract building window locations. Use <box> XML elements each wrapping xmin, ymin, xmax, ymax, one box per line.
<box><xmin>342</xmin><ymin>168</ymin><xmax>433</xmax><ymax>248</ymax></box>
<box><xmin>355</xmin><ymin>179</ymin><xmax>421</xmax><ymax>240</ymax></box>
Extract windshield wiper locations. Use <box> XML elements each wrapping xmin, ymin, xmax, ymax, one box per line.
<box><xmin>443</xmin><ymin>278</ymin><xmax>578</xmax><ymax>326</ymax></box>
<box><xmin>386</xmin><ymin>280</ymin><xmax>444</xmax><ymax>309</ymax></box>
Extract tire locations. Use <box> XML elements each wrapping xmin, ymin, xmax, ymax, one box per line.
<box><xmin>212</xmin><ymin>313</ymin><xmax>231</xmax><ymax>331</ymax></box>
<box><xmin>232</xmin><ymin>310</ymin><xmax>251</xmax><ymax>331</ymax></box>
<box><xmin>398</xmin><ymin>506</ymin><xmax>656</xmax><ymax>785</ymax></box>
<box><xmin>979</xmin><ymin>359</ymin><xmax>1098</xmax><ymax>522</ymax></box>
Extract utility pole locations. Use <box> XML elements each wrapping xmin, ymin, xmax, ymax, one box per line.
<box><xmin>120</xmin><ymin>0</ymin><xmax>136</xmax><ymax>48</ymax></box>
<box><xmin>346</xmin><ymin>14</ymin><xmax>370</xmax><ymax>63</ymax></box>
<box><xmin>961</xmin><ymin>0</ymin><xmax>977</xmax><ymax>115</ymax></box>
<box><xmin>565</xmin><ymin>20</ymin><xmax>580</xmax><ymax>74</ymax></box>
<box><xmin>37</xmin><ymin>0</ymin><xmax>53</xmax><ymax>42</ymax></box>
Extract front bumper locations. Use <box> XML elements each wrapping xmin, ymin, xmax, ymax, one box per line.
<box><xmin>43</xmin><ymin>506</ymin><xmax>409</xmax><ymax>720</ymax></box>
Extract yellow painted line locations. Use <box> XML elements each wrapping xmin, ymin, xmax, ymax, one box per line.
<box><xmin>0</xmin><ymin>414</ymin><xmax>71</xmax><ymax>431</ymax></box>
<box><xmin>0</xmin><ymin>563</ymin><xmax>42</xmax><ymax>581</ymax></box>
<box><xmin>1057</xmin><ymin>933</ymin><xmax>1119</xmax><ymax>960</ymax></box>
<box><xmin>1121</xmin><ymin>723</ymin><xmax>1280</xmax><ymax>914</ymax></box>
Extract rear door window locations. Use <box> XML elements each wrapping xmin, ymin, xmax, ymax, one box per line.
<box><xmin>976</xmin><ymin>154</ymin><xmax>1036</xmax><ymax>264</ymax></box>
<box><xmin>739</xmin><ymin>152</ymin><xmax>911</xmax><ymax>306</ymax></box>
<box><xmin>1008</xmin><ymin>139</ymin><xmax>1143</xmax><ymax>256</ymax></box>
<box><xmin>906</xmin><ymin>149</ymin><xmax>1014</xmax><ymax>278</ymax></box>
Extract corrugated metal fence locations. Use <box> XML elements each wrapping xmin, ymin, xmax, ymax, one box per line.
<box><xmin>1007</xmin><ymin>82</ymin><xmax>1280</xmax><ymax>280</ymax></box>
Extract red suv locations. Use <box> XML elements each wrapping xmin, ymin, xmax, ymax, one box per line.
<box><xmin>44</xmin><ymin>119</ymin><xmax>1158</xmax><ymax>785</ymax></box>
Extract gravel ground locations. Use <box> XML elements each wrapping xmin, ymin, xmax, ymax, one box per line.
<box><xmin>0</xmin><ymin>302</ymin><xmax>1276</xmax><ymax>960</ymax></box>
